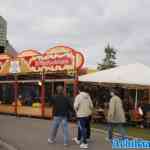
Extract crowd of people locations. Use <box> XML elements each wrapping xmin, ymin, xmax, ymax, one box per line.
<box><xmin>48</xmin><ymin>85</ymin><xmax>127</xmax><ymax>149</ymax></box>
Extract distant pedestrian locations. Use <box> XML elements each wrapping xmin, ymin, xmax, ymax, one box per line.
<box><xmin>48</xmin><ymin>85</ymin><xmax>72</xmax><ymax>146</ymax></box>
<box><xmin>107</xmin><ymin>89</ymin><xmax>127</xmax><ymax>141</ymax></box>
<box><xmin>73</xmin><ymin>85</ymin><xmax>93</xmax><ymax>149</ymax></box>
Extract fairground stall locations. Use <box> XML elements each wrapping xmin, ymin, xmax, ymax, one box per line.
<box><xmin>79</xmin><ymin>63</ymin><xmax>150</xmax><ymax>127</ymax></box>
<box><xmin>0</xmin><ymin>45</ymin><xmax>84</xmax><ymax>118</ymax></box>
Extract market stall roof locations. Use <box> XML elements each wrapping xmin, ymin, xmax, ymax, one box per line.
<box><xmin>79</xmin><ymin>63</ymin><xmax>150</xmax><ymax>86</ymax></box>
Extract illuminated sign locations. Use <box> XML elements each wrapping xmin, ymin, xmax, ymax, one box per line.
<box><xmin>17</xmin><ymin>46</ymin><xmax>84</xmax><ymax>73</ymax></box>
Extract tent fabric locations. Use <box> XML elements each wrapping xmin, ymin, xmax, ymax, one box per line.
<box><xmin>79</xmin><ymin>63</ymin><xmax>150</xmax><ymax>86</ymax></box>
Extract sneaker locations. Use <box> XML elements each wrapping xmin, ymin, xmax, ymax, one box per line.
<box><xmin>48</xmin><ymin>138</ymin><xmax>55</xmax><ymax>144</ymax></box>
<box><xmin>80</xmin><ymin>143</ymin><xmax>88</xmax><ymax>149</ymax></box>
<box><xmin>73</xmin><ymin>137</ymin><xmax>80</xmax><ymax>144</ymax></box>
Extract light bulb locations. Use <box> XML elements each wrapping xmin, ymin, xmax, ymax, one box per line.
<box><xmin>38</xmin><ymin>81</ymin><xmax>42</xmax><ymax>86</ymax></box>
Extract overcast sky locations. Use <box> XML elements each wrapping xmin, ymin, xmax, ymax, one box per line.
<box><xmin>0</xmin><ymin>0</ymin><xmax>150</xmax><ymax>67</ymax></box>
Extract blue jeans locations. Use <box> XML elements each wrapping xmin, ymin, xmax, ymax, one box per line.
<box><xmin>78</xmin><ymin>117</ymin><xmax>89</xmax><ymax>144</ymax></box>
<box><xmin>50</xmin><ymin>116</ymin><xmax>69</xmax><ymax>144</ymax></box>
<box><xmin>77</xmin><ymin>116</ymin><xmax>91</xmax><ymax>140</ymax></box>
<box><xmin>108</xmin><ymin>123</ymin><xmax>127</xmax><ymax>140</ymax></box>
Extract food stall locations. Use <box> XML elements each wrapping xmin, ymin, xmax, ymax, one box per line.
<box><xmin>0</xmin><ymin>45</ymin><xmax>84</xmax><ymax>118</ymax></box>
<box><xmin>0</xmin><ymin>54</ymin><xmax>15</xmax><ymax>114</ymax></box>
<box><xmin>79</xmin><ymin>63</ymin><xmax>150</xmax><ymax>126</ymax></box>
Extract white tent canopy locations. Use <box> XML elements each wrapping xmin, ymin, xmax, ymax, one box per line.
<box><xmin>79</xmin><ymin>63</ymin><xmax>150</xmax><ymax>86</ymax></box>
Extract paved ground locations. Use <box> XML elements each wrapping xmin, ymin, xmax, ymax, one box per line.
<box><xmin>0</xmin><ymin>146</ymin><xmax>7</xmax><ymax>150</ymax></box>
<box><xmin>0</xmin><ymin>145</ymin><xmax>7</xmax><ymax>150</ymax></box>
<box><xmin>0</xmin><ymin>114</ymin><xmax>112</xmax><ymax>150</ymax></box>
<box><xmin>0</xmin><ymin>115</ymin><xmax>147</xmax><ymax>150</ymax></box>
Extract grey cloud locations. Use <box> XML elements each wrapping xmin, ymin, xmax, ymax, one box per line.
<box><xmin>0</xmin><ymin>0</ymin><xmax>150</xmax><ymax>67</ymax></box>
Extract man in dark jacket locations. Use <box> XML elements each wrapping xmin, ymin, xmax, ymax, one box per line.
<box><xmin>48</xmin><ymin>85</ymin><xmax>72</xmax><ymax>146</ymax></box>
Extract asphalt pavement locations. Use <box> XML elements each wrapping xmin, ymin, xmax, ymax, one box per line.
<box><xmin>0</xmin><ymin>114</ymin><xmax>112</xmax><ymax>150</ymax></box>
<box><xmin>0</xmin><ymin>115</ymin><xmax>147</xmax><ymax>150</ymax></box>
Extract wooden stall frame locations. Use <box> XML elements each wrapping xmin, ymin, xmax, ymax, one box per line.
<box><xmin>14</xmin><ymin>74</ymin><xmax>18</xmax><ymax>114</ymax></box>
<box><xmin>40</xmin><ymin>71</ymin><xmax>45</xmax><ymax>117</ymax></box>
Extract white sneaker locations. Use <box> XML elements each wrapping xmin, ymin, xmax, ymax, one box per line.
<box><xmin>73</xmin><ymin>137</ymin><xmax>80</xmax><ymax>144</ymax></box>
<box><xmin>80</xmin><ymin>143</ymin><xmax>88</xmax><ymax>149</ymax></box>
<box><xmin>48</xmin><ymin>138</ymin><xmax>55</xmax><ymax>144</ymax></box>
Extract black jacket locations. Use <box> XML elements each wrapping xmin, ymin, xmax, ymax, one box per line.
<box><xmin>51</xmin><ymin>95</ymin><xmax>73</xmax><ymax>117</ymax></box>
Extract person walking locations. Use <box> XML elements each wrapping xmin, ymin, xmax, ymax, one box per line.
<box><xmin>48</xmin><ymin>85</ymin><xmax>72</xmax><ymax>146</ymax></box>
<box><xmin>107</xmin><ymin>89</ymin><xmax>127</xmax><ymax>141</ymax></box>
<box><xmin>74</xmin><ymin>85</ymin><xmax>93</xmax><ymax>149</ymax></box>
<box><xmin>75</xmin><ymin>115</ymin><xmax>92</xmax><ymax>143</ymax></box>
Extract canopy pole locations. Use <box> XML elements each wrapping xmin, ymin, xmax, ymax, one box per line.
<box><xmin>40</xmin><ymin>71</ymin><xmax>45</xmax><ymax>117</ymax></box>
<box><xmin>135</xmin><ymin>88</ymin><xmax>138</xmax><ymax>108</ymax></box>
<box><xmin>73</xmin><ymin>50</ymin><xmax>78</xmax><ymax>97</ymax></box>
<box><xmin>52</xmin><ymin>81</ymin><xmax>54</xmax><ymax>96</ymax></box>
<box><xmin>64</xmin><ymin>80</ymin><xmax>67</xmax><ymax>96</ymax></box>
<box><xmin>149</xmin><ymin>88</ymin><xmax>150</xmax><ymax>104</ymax></box>
<box><xmin>73</xmin><ymin>80</ymin><xmax>78</xmax><ymax>96</ymax></box>
<box><xmin>14</xmin><ymin>74</ymin><xmax>18</xmax><ymax>115</ymax></box>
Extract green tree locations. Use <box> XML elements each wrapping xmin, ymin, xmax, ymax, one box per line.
<box><xmin>97</xmin><ymin>44</ymin><xmax>117</xmax><ymax>70</ymax></box>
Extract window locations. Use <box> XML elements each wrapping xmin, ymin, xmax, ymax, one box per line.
<box><xmin>0</xmin><ymin>83</ymin><xmax>15</xmax><ymax>105</ymax></box>
<box><xmin>18</xmin><ymin>83</ymin><xmax>40</xmax><ymax>107</ymax></box>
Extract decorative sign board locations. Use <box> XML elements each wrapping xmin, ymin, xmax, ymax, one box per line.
<box><xmin>17</xmin><ymin>46</ymin><xmax>84</xmax><ymax>73</ymax></box>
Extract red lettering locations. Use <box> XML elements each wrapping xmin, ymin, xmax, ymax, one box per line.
<box><xmin>30</xmin><ymin>56</ymin><xmax>73</xmax><ymax>70</ymax></box>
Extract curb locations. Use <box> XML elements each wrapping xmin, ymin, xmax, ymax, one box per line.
<box><xmin>0</xmin><ymin>139</ymin><xmax>18</xmax><ymax>150</ymax></box>
<box><xmin>91</xmin><ymin>128</ymin><xmax>143</xmax><ymax>140</ymax></box>
<box><xmin>70</xmin><ymin>123</ymin><xmax>143</xmax><ymax>140</ymax></box>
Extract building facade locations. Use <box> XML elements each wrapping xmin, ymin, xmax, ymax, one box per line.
<box><xmin>0</xmin><ymin>16</ymin><xmax>17</xmax><ymax>57</ymax></box>
<box><xmin>0</xmin><ymin>16</ymin><xmax>7</xmax><ymax>49</ymax></box>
